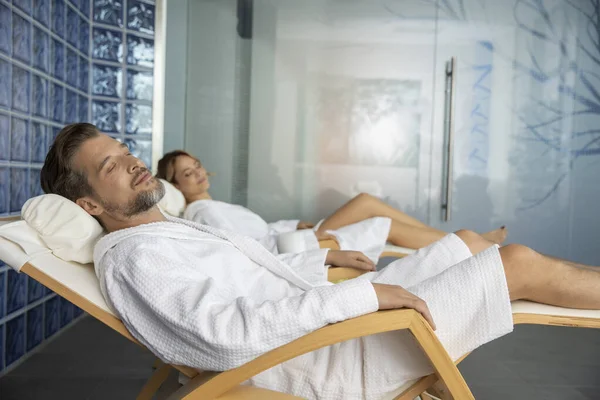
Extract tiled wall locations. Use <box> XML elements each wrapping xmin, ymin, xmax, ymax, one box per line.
<box><xmin>0</xmin><ymin>0</ymin><xmax>155</xmax><ymax>376</ymax></box>
<box><xmin>91</xmin><ymin>0</ymin><xmax>155</xmax><ymax>167</ymax></box>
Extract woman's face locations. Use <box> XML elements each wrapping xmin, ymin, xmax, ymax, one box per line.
<box><xmin>172</xmin><ymin>155</ymin><xmax>211</xmax><ymax>198</ymax></box>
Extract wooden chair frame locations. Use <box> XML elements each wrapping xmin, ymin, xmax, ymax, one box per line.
<box><xmin>4</xmin><ymin>218</ymin><xmax>600</xmax><ymax>400</ymax></box>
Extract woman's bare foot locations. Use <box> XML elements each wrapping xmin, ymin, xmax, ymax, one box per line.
<box><xmin>481</xmin><ymin>226</ymin><xmax>508</xmax><ymax>245</ymax></box>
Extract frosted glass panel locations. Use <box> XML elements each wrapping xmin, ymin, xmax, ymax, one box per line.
<box><xmin>428</xmin><ymin>0</ymin><xmax>600</xmax><ymax>262</ymax></box>
<box><xmin>247</xmin><ymin>0</ymin><xmax>437</xmax><ymax>223</ymax></box>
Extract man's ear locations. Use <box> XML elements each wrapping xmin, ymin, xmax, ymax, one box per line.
<box><xmin>76</xmin><ymin>196</ymin><xmax>104</xmax><ymax>216</ymax></box>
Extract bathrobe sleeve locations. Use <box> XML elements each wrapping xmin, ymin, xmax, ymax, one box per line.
<box><xmin>106</xmin><ymin>244</ymin><xmax>379</xmax><ymax>371</ymax></box>
<box><xmin>275</xmin><ymin>248</ymin><xmax>330</xmax><ymax>286</ymax></box>
<box><xmin>267</xmin><ymin>219</ymin><xmax>301</xmax><ymax>234</ymax></box>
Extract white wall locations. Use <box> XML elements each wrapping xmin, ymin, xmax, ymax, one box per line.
<box><xmin>163</xmin><ymin>0</ymin><xmax>188</xmax><ymax>153</ymax></box>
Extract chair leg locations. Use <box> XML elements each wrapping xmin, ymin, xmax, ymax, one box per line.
<box><xmin>408</xmin><ymin>318</ymin><xmax>474</xmax><ymax>400</ymax></box>
<box><xmin>137</xmin><ymin>361</ymin><xmax>174</xmax><ymax>400</ymax></box>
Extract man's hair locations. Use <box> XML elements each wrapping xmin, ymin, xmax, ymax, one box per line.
<box><xmin>156</xmin><ymin>150</ymin><xmax>194</xmax><ymax>183</ymax></box>
<box><xmin>40</xmin><ymin>123</ymin><xmax>100</xmax><ymax>202</ymax></box>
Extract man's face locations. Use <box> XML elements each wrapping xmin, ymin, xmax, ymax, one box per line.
<box><xmin>73</xmin><ymin>134</ymin><xmax>164</xmax><ymax>219</ymax></box>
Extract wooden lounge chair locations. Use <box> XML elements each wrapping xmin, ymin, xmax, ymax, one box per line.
<box><xmin>2</xmin><ymin>218</ymin><xmax>600</xmax><ymax>399</ymax></box>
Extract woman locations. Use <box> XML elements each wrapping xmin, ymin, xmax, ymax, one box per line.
<box><xmin>157</xmin><ymin>150</ymin><xmax>507</xmax><ymax>260</ymax></box>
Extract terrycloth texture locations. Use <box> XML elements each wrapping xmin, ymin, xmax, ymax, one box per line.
<box><xmin>94</xmin><ymin>218</ymin><xmax>513</xmax><ymax>400</ymax></box>
<box><xmin>21</xmin><ymin>194</ymin><xmax>105</xmax><ymax>263</ymax></box>
<box><xmin>156</xmin><ymin>179</ymin><xmax>187</xmax><ymax>217</ymax></box>
<box><xmin>183</xmin><ymin>199</ymin><xmax>390</xmax><ymax>262</ymax></box>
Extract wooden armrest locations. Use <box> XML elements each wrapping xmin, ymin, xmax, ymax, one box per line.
<box><xmin>328</xmin><ymin>267</ymin><xmax>367</xmax><ymax>282</ymax></box>
<box><xmin>318</xmin><ymin>238</ymin><xmax>340</xmax><ymax>250</ymax></box>
<box><xmin>0</xmin><ymin>215</ymin><xmax>21</xmax><ymax>222</ymax></box>
<box><xmin>170</xmin><ymin>309</ymin><xmax>473</xmax><ymax>400</ymax></box>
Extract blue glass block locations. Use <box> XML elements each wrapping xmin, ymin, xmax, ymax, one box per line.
<box><xmin>0</xmin><ymin>167</ymin><xmax>8</xmax><ymax>214</ymax></box>
<box><xmin>33</xmin><ymin>27</ymin><xmax>49</xmax><ymax>72</ymax></box>
<box><xmin>92</xmin><ymin>27</ymin><xmax>122</xmax><ymax>62</ymax></box>
<box><xmin>126</xmin><ymin>69</ymin><xmax>152</xmax><ymax>101</ymax></box>
<box><xmin>10</xmin><ymin>117</ymin><xmax>29</xmax><ymax>162</ymax></box>
<box><xmin>92</xmin><ymin>64</ymin><xmax>121</xmax><ymax>97</ymax></box>
<box><xmin>51</xmin><ymin>38</ymin><xmax>65</xmax><ymax>80</ymax></box>
<box><xmin>14</xmin><ymin>0</ymin><xmax>33</xmax><ymax>14</ymax></box>
<box><xmin>66</xmin><ymin>47</ymin><xmax>78</xmax><ymax>87</ymax></box>
<box><xmin>65</xmin><ymin>89</ymin><xmax>77</xmax><ymax>123</ymax></box>
<box><xmin>50</xmin><ymin>83</ymin><xmax>64</xmax><ymax>122</ymax></box>
<box><xmin>6</xmin><ymin>315</ymin><xmax>25</xmax><ymax>366</ymax></box>
<box><xmin>29</xmin><ymin>168</ymin><xmax>43</xmax><ymax>197</ymax></box>
<box><xmin>66</xmin><ymin>6</ymin><xmax>78</xmax><ymax>47</ymax></box>
<box><xmin>127</xmin><ymin>1</ymin><xmax>154</xmax><ymax>35</ymax></box>
<box><xmin>69</xmin><ymin>0</ymin><xmax>80</xmax><ymax>9</ymax></box>
<box><xmin>78</xmin><ymin>94</ymin><xmax>88</xmax><ymax>121</ymax></box>
<box><xmin>125</xmin><ymin>103</ymin><xmax>151</xmax><ymax>135</ymax></box>
<box><xmin>26</xmin><ymin>304</ymin><xmax>43</xmax><ymax>351</ymax></box>
<box><xmin>0</xmin><ymin>113</ymin><xmax>7</xmax><ymax>160</ymax></box>
<box><xmin>44</xmin><ymin>296</ymin><xmax>60</xmax><ymax>338</ymax></box>
<box><xmin>34</xmin><ymin>0</ymin><xmax>51</xmax><ymax>27</ymax></box>
<box><xmin>0</xmin><ymin>4</ymin><xmax>11</xmax><ymax>56</ymax></box>
<box><xmin>0</xmin><ymin>324</ymin><xmax>3</xmax><ymax>372</ymax></box>
<box><xmin>0</xmin><ymin>58</ymin><xmax>10</xmax><ymax>109</ymax></box>
<box><xmin>59</xmin><ymin>297</ymin><xmax>73</xmax><ymax>327</ymax></box>
<box><xmin>92</xmin><ymin>100</ymin><xmax>120</xmax><ymax>133</ymax></box>
<box><xmin>11</xmin><ymin>66</ymin><xmax>30</xmax><ymax>113</ymax></box>
<box><xmin>31</xmin><ymin>123</ymin><xmax>47</xmax><ymax>162</ymax></box>
<box><xmin>73</xmin><ymin>305</ymin><xmax>83</xmax><ymax>318</ymax></box>
<box><xmin>78</xmin><ymin>56</ymin><xmax>88</xmax><ymax>91</ymax></box>
<box><xmin>79</xmin><ymin>16</ymin><xmax>89</xmax><ymax>54</ymax></box>
<box><xmin>13</xmin><ymin>12</ymin><xmax>31</xmax><ymax>64</ymax></box>
<box><xmin>0</xmin><ymin>271</ymin><xmax>5</xmax><ymax>319</ymax></box>
<box><xmin>28</xmin><ymin>276</ymin><xmax>44</xmax><ymax>304</ymax></box>
<box><xmin>79</xmin><ymin>0</ymin><xmax>89</xmax><ymax>17</ymax></box>
<box><xmin>52</xmin><ymin>0</ymin><xmax>66</xmax><ymax>38</ymax></box>
<box><xmin>10</xmin><ymin>168</ymin><xmax>29</xmax><ymax>212</ymax></box>
<box><xmin>32</xmin><ymin>75</ymin><xmax>48</xmax><ymax>118</ymax></box>
<box><xmin>126</xmin><ymin>34</ymin><xmax>153</xmax><ymax>68</ymax></box>
<box><xmin>124</xmin><ymin>138</ymin><xmax>151</xmax><ymax>167</ymax></box>
<box><xmin>93</xmin><ymin>0</ymin><xmax>122</xmax><ymax>27</ymax></box>
<box><xmin>6</xmin><ymin>270</ymin><xmax>26</xmax><ymax>314</ymax></box>
<box><xmin>49</xmin><ymin>126</ymin><xmax>60</xmax><ymax>148</ymax></box>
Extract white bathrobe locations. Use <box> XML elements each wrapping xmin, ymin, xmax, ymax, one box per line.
<box><xmin>183</xmin><ymin>199</ymin><xmax>391</xmax><ymax>262</ymax></box>
<box><xmin>94</xmin><ymin>217</ymin><xmax>513</xmax><ymax>400</ymax></box>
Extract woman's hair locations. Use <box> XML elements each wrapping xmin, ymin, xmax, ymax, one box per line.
<box><xmin>156</xmin><ymin>150</ymin><xmax>194</xmax><ymax>183</ymax></box>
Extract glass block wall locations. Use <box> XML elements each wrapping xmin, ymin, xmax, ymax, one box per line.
<box><xmin>91</xmin><ymin>0</ymin><xmax>155</xmax><ymax>167</ymax></box>
<box><xmin>0</xmin><ymin>0</ymin><xmax>155</xmax><ymax>376</ymax></box>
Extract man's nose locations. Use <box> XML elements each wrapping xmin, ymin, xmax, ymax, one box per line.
<box><xmin>127</xmin><ymin>158</ymin><xmax>144</xmax><ymax>174</ymax></box>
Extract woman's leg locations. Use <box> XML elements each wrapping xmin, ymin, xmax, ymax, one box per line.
<box><xmin>317</xmin><ymin>193</ymin><xmax>431</xmax><ymax>230</ymax></box>
<box><xmin>316</xmin><ymin>193</ymin><xmax>507</xmax><ymax>247</ymax></box>
<box><xmin>455</xmin><ymin>230</ymin><xmax>600</xmax><ymax>309</ymax></box>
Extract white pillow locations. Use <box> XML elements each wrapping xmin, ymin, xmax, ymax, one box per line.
<box><xmin>157</xmin><ymin>179</ymin><xmax>186</xmax><ymax>217</ymax></box>
<box><xmin>21</xmin><ymin>194</ymin><xmax>105</xmax><ymax>264</ymax></box>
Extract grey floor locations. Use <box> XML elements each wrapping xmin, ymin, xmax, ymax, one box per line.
<box><xmin>0</xmin><ymin>316</ymin><xmax>599</xmax><ymax>399</ymax></box>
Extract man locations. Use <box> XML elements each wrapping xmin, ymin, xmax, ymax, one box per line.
<box><xmin>41</xmin><ymin>123</ymin><xmax>600</xmax><ymax>400</ymax></box>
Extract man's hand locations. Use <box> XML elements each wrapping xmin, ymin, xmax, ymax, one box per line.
<box><xmin>326</xmin><ymin>250</ymin><xmax>375</xmax><ymax>272</ymax></box>
<box><xmin>372</xmin><ymin>283</ymin><xmax>436</xmax><ymax>330</ymax></box>
<box><xmin>297</xmin><ymin>221</ymin><xmax>315</xmax><ymax>230</ymax></box>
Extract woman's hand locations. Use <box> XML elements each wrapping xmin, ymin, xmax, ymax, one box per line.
<box><xmin>297</xmin><ymin>221</ymin><xmax>315</xmax><ymax>230</ymax></box>
<box><xmin>326</xmin><ymin>250</ymin><xmax>376</xmax><ymax>271</ymax></box>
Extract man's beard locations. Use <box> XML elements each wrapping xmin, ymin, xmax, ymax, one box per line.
<box><xmin>100</xmin><ymin>177</ymin><xmax>166</xmax><ymax>218</ymax></box>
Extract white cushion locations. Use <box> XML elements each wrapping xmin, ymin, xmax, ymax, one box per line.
<box><xmin>21</xmin><ymin>194</ymin><xmax>105</xmax><ymax>264</ymax></box>
<box><xmin>157</xmin><ymin>179</ymin><xmax>186</xmax><ymax>217</ymax></box>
